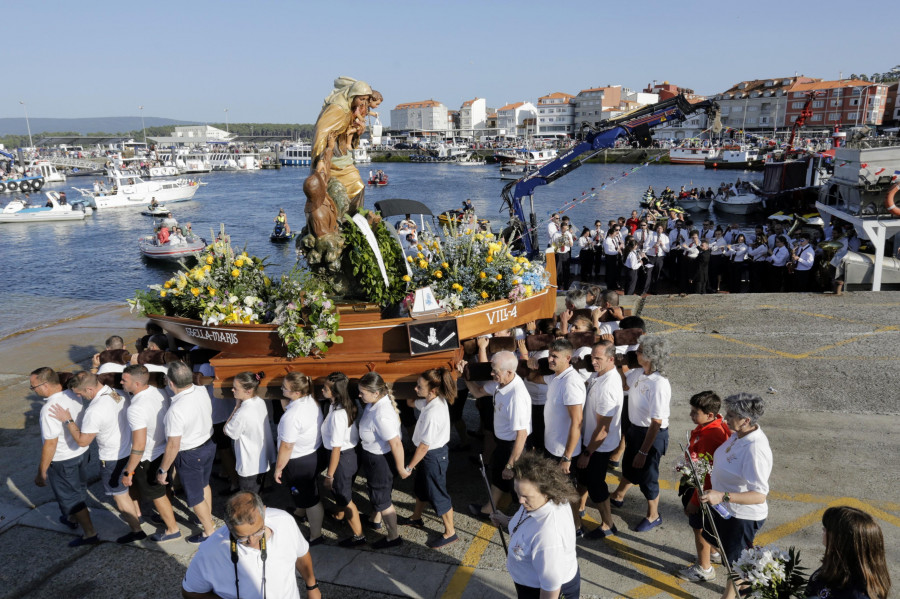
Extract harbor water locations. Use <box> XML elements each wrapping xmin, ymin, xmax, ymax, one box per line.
<box><xmin>0</xmin><ymin>162</ymin><xmax>763</xmax><ymax>339</ymax></box>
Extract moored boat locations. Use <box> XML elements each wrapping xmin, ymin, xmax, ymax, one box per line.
<box><xmin>713</xmin><ymin>187</ymin><xmax>764</xmax><ymax>214</ymax></box>
<box><xmin>705</xmin><ymin>145</ymin><xmax>765</xmax><ymax>170</ymax></box>
<box><xmin>669</xmin><ymin>142</ymin><xmax>717</xmax><ymax>165</ymax></box>
<box><xmin>72</xmin><ymin>168</ymin><xmax>201</xmax><ymax>210</ymax></box>
<box><xmin>0</xmin><ymin>191</ymin><xmax>90</xmax><ymax>223</ymax></box>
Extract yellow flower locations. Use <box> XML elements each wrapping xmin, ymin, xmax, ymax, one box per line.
<box><xmin>207</xmin><ymin>287</ymin><xmax>216</xmax><ymax>296</ymax></box>
<box><xmin>203</xmin><ymin>264</ymin><xmax>211</xmax><ymax>272</ymax></box>
<box><xmin>512</xmin><ymin>265</ymin><xmax>521</xmax><ymax>274</ymax></box>
<box><xmin>163</xmin><ymin>281</ymin><xmax>173</xmax><ymax>289</ymax></box>
<box><xmin>205</xmin><ymin>256</ymin><xmax>214</xmax><ymax>265</ymax></box>
<box><xmin>191</xmin><ymin>287</ymin><xmax>200</xmax><ymax>296</ymax></box>
<box><xmin>489</xmin><ymin>242</ymin><xmax>502</xmax><ymax>254</ymax></box>
<box><xmin>525</xmin><ymin>285</ymin><xmax>533</xmax><ymax>297</ymax></box>
<box><xmin>452</xmin><ymin>283</ymin><xmax>463</xmax><ymax>291</ymax></box>
<box><xmin>241</xmin><ymin>251</ymin><xmax>248</xmax><ymax>257</ymax></box>
<box><xmin>264</xmin><ymin>276</ymin><xmax>271</xmax><ymax>287</ymax></box>
<box><xmin>442</xmin><ymin>262</ymin><xmax>449</xmax><ymax>269</ymax></box>
<box><xmin>417</xmin><ymin>252</ymin><xmax>424</xmax><ymax>259</ymax></box>
<box><xmin>481</xmin><ymin>291</ymin><xmax>488</xmax><ymax>299</ymax></box>
<box><xmin>160</xmin><ymin>290</ymin><xmax>167</xmax><ymax>297</ymax></box>
<box><xmin>479</xmin><ymin>272</ymin><xmax>486</xmax><ymax>279</ymax></box>
<box><xmin>176</xmin><ymin>276</ymin><xmax>187</xmax><ymax>290</ymax></box>
<box><xmin>474</xmin><ymin>233</ymin><xmax>484</xmax><ymax>242</ymax></box>
<box><xmin>517</xmin><ymin>257</ymin><xmax>526</xmax><ymax>263</ymax></box>
<box><xmin>434</xmin><ymin>271</ymin><xmax>443</xmax><ymax>279</ymax></box>
<box><xmin>407</xmin><ymin>255</ymin><xmax>414</xmax><ymax>263</ymax></box>
<box><xmin>486</xmin><ymin>233</ymin><xmax>495</xmax><ymax>239</ymax></box>
<box><xmin>419</xmin><ymin>260</ymin><xmax>428</xmax><ymax>269</ymax></box>
<box><xmin>242</xmin><ymin>315</ymin><xmax>252</xmax><ymax>324</ymax></box>
<box><xmin>417</xmin><ymin>244</ymin><xmax>423</xmax><ymax>251</ymax></box>
<box><xmin>234</xmin><ymin>258</ymin><xmax>244</xmax><ymax>268</ymax></box>
<box><xmin>231</xmin><ymin>269</ymin><xmax>240</xmax><ymax>277</ymax></box>
<box><xmin>464</xmin><ymin>229</ymin><xmax>472</xmax><ymax>235</ymax></box>
<box><xmin>486</xmin><ymin>256</ymin><xmax>493</xmax><ymax>263</ymax></box>
<box><xmin>496</xmin><ymin>274</ymin><xmax>503</xmax><ymax>280</ymax></box>
<box><xmin>513</xmin><ymin>279</ymin><xmax>520</xmax><ymax>285</ymax></box>
<box><xmin>402</xmin><ymin>275</ymin><xmax>411</xmax><ymax>282</ymax></box>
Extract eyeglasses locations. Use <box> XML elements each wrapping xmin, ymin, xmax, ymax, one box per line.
<box><xmin>233</xmin><ymin>524</ymin><xmax>266</xmax><ymax>546</ymax></box>
<box><xmin>30</xmin><ymin>382</ymin><xmax>47</xmax><ymax>391</ymax></box>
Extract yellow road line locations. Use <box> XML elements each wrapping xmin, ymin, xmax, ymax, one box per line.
<box><xmin>439</xmin><ymin>523</ymin><xmax>498</xmax><ymax>599</ymax></box>
<box><xmin>604</xmin><ymin>536</ymin><xmax>694</xmax><ymax>599</ymax></box>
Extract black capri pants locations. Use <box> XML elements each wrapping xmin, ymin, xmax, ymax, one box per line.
<box><xmin>361</xmin><ymin>449</ymin><xmax>396</xmax><ymax>512</ymax></box>
<box><xmin>284</xmin><ymin>451</ymin><xmax>321</xmax><ymax>509</ymax></box>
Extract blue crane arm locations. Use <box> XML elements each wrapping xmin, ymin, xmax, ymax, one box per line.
<box><xmin>0</xmin><ymin>149</ymin><xmax>16</xmax><ymax>160</ymax></box>
<box><xmin>502</xmin><ymin>94</ymin><xmax>717</xmax><ymax>256</ymax></box>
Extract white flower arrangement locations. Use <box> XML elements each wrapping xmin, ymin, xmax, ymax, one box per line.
<box><xmin>731</xmin><ymin>544</ymin><xmax>808</xmax><ymax>599</ymax></box>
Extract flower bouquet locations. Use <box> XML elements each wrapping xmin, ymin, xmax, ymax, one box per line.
<box><xmin>674</xmin><ymin>452</ymin><xmax>713</xmax><ymax>493</ymax></box>
<box><xmin>731</xmin><ymin>545</ymin><xmax>808</xmax><ymax>599</ymax></box>
<box><xmin>405</xmin><ymin>222</ymin><xmax>549</xmax><ymax>311</ymax></box>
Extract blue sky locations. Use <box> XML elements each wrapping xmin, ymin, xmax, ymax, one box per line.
<box><xmin>3</xmin><ymin>0</ymin><xmax>896</xmax><ymax>127</ymax></box>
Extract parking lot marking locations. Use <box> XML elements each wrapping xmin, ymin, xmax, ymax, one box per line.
<box><xmin>440</xmin><ymin>523</ymin><xmax>498</xmax><ymax>599</ymax></box>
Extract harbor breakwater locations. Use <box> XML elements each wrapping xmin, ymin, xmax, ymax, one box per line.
<box><xmin>370</xmin><ymin>148</ymin><xmax>670</xmax><ymax>163</ymax></box>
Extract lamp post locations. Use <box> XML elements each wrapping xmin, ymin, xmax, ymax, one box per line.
<box><xmin>139</xmin><ymin>105</ymin><xmax>146</xmax><ymax>144</ymax></box>
<box><xmin>224</xmin><ymin>108</ymin><xmax>229</xmax><ymax>134</ymax></box>
<box><xmin>19</xmin><ymin>100</ymin><xmax>34</xmax><ymax>153</ymax></box>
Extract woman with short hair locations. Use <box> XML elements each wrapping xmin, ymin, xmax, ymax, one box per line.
<box><xmin>490</xmin><ymin>451</ymin><xmax>580</xmax><ymax>599</ymax></box>
<box><xmin>700</xmin><ymin>392</ymin><xmax>773</xmax><ymax>599</ymax></box>
<box><xmin>223</xmin><ymin>371</ymin><xmax>275</xmax><ymax>494</ymax></box>
<box><xmin>357</xmin><ymin>371</ymin><xmax>406</xmax><ymax>549</ymax></box>
<box><xmin>806</xmin><ymin>505</ymin><xmax>891</xmax><ymax>599</ymax></box>
<box><xmin>273</xmin><ymin>372</ymin><xmax>325</xmax><ymax>545</ymax></box>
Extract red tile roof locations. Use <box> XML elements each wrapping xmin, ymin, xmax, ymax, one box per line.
<box><xmin>497</xmin><ymin>102</ymin><xmax>525</xmax><ymax>112</ymax></box>
<box><xmin>393</xmin><ymin>100</ymin><xmax>443</xmax><ymax>109</ymax></box>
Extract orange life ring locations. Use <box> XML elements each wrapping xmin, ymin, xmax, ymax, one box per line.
<box><xmin>886</xmin><ymin>183</ymin><xmax>900</xmax><ymax>217</ymax></box>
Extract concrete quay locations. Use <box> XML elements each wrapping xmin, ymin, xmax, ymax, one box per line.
<box><xmin>0</xmin><ymin>292</ymin><xmax>897</xmax><ymax>599</ymax></box>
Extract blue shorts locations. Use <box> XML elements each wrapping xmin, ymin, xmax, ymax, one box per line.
<box><xmin>284</xmin><ymin>451</ymin><xmax>321</xmax><ymax>509</ymax></box>
<box><xmin>414</xmin><ymin>445</ymin><xmax>451</xmax><ymax>516</ymax></box>
<box><xmin>621</xmin><ymin>425</ymin><xmax>668</xmax><ymax>500</ymax></box>
<box><xmin>361</xmin><ymin>449</ymin><xmax>395</xmax><ymax>512</ymax></box>
<box><xmin>175</xmin><ymin>438</ymin><xmax>215</xmax><ymax>507</ymax></box>
<box><xmin>99</xmin><ymin>456</ymin><xmax>129</xmax><ymax>496</ymax></box>
<box><xmin>331</xmin><ymin>448</ymin><xmax>358</xmax><ymax>507</ymax></box>
<box><xmin>48</xmin><ymin>452</ymin><xmax>90</xmax><ymax>517</ymax></box>
<box><xmin>514</xmin><ymin>567</ymin><xmax>580</xmax><ymax>598</ymax></box>
<box><xmin>702</xmin><ymin>512</ymin><xmax>765</xmax><ymax>566</ymax></box>
<box><xmin>577</xmin><ymin>449</ymin><xmax>611</xmax><ymax>503</ymax></box>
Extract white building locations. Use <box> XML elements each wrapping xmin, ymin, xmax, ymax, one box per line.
<box><xmin>390</xmin><ymin>100</ymin><xmax>449</xmax><ymax>136</ymax></box>
<box><xmin>622</xmin><ymin>88</ymin><xmax>659</xmax><ymax>106</ymax></box>
<box><xmin>496</xmin><ymin>101</ymin><xmax>537</xmax><ymax>138</ymax></box>
<box><xmin>149</xmin><ymin>124</ymin><xmax>233</xmax><ymax>146</ymax></box>
<box><xmin>572</xmin><ymin>86</ymin><xmax>623</xmax><ymax>129</ymax></box>
<box><xmin>459</xmin><ymin>97</ymin><xmax>487</xmax><ymax>139</ymax></box>
<box><xmin>536</xmin><ymin>92</ymin><xmax>575</xmax><ymax>137</ymax></box>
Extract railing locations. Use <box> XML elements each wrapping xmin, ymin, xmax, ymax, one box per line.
<box><xmin>42</xmin><ymin>156</ymin><xmax>106</xmax><ymax>169</ymax></box>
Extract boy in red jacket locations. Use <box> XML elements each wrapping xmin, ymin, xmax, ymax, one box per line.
<box><xmin>677</xmin><ymin>391</ymin><xmax>731</xmax><ymax>582</ymax></box>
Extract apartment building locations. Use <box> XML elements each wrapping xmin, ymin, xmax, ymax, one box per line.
<box><xmin>572</xmin><ymin>86</ymin><xmax>622</xmax><ymax>129</ymax></box>
<box><xmin>496</xmin><ymin>102</ymin><xmax>537</xmax><ymax>138</ymax></box>
<box><xmin>712</xmin><ymin>76</ymin><xmax>819</xmax><ymax>133</ymax></box>
<box><xmin>535</xmin><ymin>92</ymin><xmax>575</xmax><ymax>137</ymax></box>
<box><xmin>390</xmin><ymin>100</ymin><xmax>449</xmax><ymax>135</ymax></box>
<box><xmin>459</xmin><ymin>97</ymin><xmax>487</xmax><ymax>138</ymax></box>
<box><xmin>784</xmin><ymin>79</ymin><xmax>889</xmax><ymax>128</ymax></box>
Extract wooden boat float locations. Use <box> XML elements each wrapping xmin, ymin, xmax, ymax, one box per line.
<box><xmin>149</xmin><ymin>256</ymin><xmax>557</xmax><ymax>391</ymax></box>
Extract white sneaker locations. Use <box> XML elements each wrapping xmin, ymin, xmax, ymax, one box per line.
<box><xmin>710</xmin><ymin>551</ymin><xmax>722</xmax><ymax>564</ymax></box>
<box><xmin>677</xmin><ymin>564</ymin><xmax>716</xmax><ymax>582</ymax></box>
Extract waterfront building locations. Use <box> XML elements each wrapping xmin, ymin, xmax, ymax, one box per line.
<box><xmin>710</xmin><ymin>76</ymin><xmax>819</xmax><ymax>136</ymax></box>
<box><xmin>536</xmin><ymin>92</ymin><xmax>575</xmax><ymax>138</ymax></box>
<box><xmin>459</xmin><ymin>98</ymin><xmax>487</xmax><ymax>139</ymax></box>
<box><xmin>573</xmin><ymin>85</ymin><xmax>622</xmax><ymax>129</ymax></box>
<box><xmin>784</xmin><ymin>79</ymin><xmax>889</xmax><ymax>129</ymax></box>
<box><xmin>496</xmin><ymin>102</ymin><xmax>537</xmax><ymax>139</ymax></box>
<box><xmin>149</xmin><ymin>125</ymin><xmax>233</xmax><ymax>146</ymax></box>
<box><xmin>622</xmin><ymin>88</ymin><xmax>659</xmax><ymax>106</ymax></box>
<box><xmin>885</xmin><ymin>82</ymin><xmax>899</xmax><ymax>126</ymax></box>
<box><xmin>390</xmin><ymin>100</ymin><xmax>449</xmax><ymax>138</ymax></box>
<box><xmin>643</xmin><ymin>81</ymin><xmax>700</xmax><ymax>102</ymax></box>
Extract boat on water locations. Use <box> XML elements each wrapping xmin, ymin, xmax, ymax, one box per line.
<box><xmin>145</xmin><ymin>166</ymin><xmax>180</xmax><ymax>178</ymax></box>
<box><xmin>270</xmin><ymin>226</ymin><xmax>296</xmax><ymax>243</ymax></box>
<box><xmin>495</xmin><ymin>148</ymin><xmax>558</xmax><ymax>167</ymax></box>
<box><xmin>72</xmin><ymin>168</ymin><xmax>201</xmax><ymax>210</ymax></box>
<box><xmin>713</xmin><ymin>185</ymin><xmax>764</xmax><ymax>214</ymax></box>
<box><xmin>141</xmin><ymin>205</ymin><xmax>170</xmax><ymax>217</ymax></box>
<box><xmin>705</xmin><ymin>145</ymin><xmax>765</xmax><ymax>170</ymax></box>
<box><xmin>0</xmin><ymin>175</ymin><xmax>45</xmax><ymax>194</ymax></box>
<box><xmin>352</xmin><ymin>147</ymin><xmax>371</xmax><ymax>164</ymax></box>
<box><xmin>139</xmin><ymin>234</ymin><xmax>206</xmax><ymax>260</ymax></box>
<box><xmin>677</xmin><ymin>196</ymin><xmax>711</xmax><ymax>211</ymax></box>
<box><xmin>367</xmin><ymin>173</ymin><xmax>388</xmax><ymax>186</ymax></box>
<box><xmin>0</xmin><ymin>191</ymin><xmax>90</xmax><ymax>223</ymax></box>
<box><xmin>277</xmin><ymin>143</ymin><xmax>312</xmax><ymax>166</ymax></box>
<box><xmin>208</xmin><ymin>151</ymin><xmax>261</xmax><ymax>171</ymax></box>
<box><xmin>669</xmin><ymin>142</ymin><xmax>717</xmax><ymax>165</ymax></box>
<box><xmin>454</xmin><ymin>152</ymin><xmax>486</xmax><ymax>166</ymax></box>
<box><xmin>27</xmin><ymin>160</ymin><xmax>67</xmax><ymax>183</ymax></box>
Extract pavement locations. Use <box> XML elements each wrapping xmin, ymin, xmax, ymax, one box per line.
<box><xmin>0</xmin><ymin>292</ymin><xmax>898</xmax><ymax>599</ymax></box>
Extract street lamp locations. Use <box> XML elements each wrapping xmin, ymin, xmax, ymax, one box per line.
<box><xmin>139</xmin><ymin>105</ymin><xmax>147</xmax><ymax>144</ymax></box>
<box><xmin>19</xmin><ymin>100</ymin><xmax>34</xmax><ymax>153</ymax></box>
<box><xmin>224</xmin><ymin>108</ymin><xmax>229</xmax><ymax>134</ymax></box>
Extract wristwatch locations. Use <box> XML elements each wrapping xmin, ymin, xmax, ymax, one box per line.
<box><xmin>560</xmin><ymin>456</ymin><xmax>571</xmax><ymax>463</ymax></box>
<box><xmin>505</xmin><ymin>463</ymin><xmax>514</xmax><ymax>471</ymax></box>
<box><xmin>123</xmin><ymin>470</ymin><xmax>133</xmax><ymax>477</ymax></box>
<box><xmin>157</xmin><ymin>468</ymin><xmax>166</xmax><ymax>475</ymax></box>
<box><xmin>63</xmin><ymin>419</ymin><xmax>73</xmax><ymax>425</ymax></box>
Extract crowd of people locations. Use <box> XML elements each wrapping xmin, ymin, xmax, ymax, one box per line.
<box><xmin>549</xmin><ymin>203</ymin><xmax>860</xmax><ymax>296</ymax></box>
<box><xmin>30</xmin><ymin>308</ymin><xmax>892</xmax><ymax>599</ymax></box>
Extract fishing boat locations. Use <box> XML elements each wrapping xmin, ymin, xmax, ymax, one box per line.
<box><xmin>72</xmin><ymin>168</ymin><xmax>201</xmax><ymax>210</ymax></box>
<box><xmin>705</xmin><ymin>145</ymin><xmax>765</xmax><ymax>170</ymax></box>
<box><xmin>669</xmin><ymin>142</ymin><xmax>717</xmax><ymax>165</ymax></box>
<box><xmin>0</xmin><ymin>191</ymin><xmax>90</xmax><ymax>223</ymax></box>
<box><xmin>139</xmin><ymin>234</ymin><xmax>206</xmax><ymax>260</ymax></box>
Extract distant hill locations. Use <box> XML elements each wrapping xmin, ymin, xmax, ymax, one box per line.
<box><xmin>0</xmin><ymin>116</ymin><xmax>196</xmax><ymax>136</ymax></box>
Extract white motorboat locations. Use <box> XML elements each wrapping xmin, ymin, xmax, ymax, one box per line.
<box><xmin>0</xmin><ymin>191</ymin><xmax>89</xmax><ymax>223</ymax></box>
<box><xmin>455</xmin><ymin>152</ymin><xmax>486</xmax><ymax>166</ymax></box>
<box><xmin>713</xmin><ymin>187</ymin><xmax>765</xmax><ymax>214</ymax></box>
<box><xmin>139</xmin><ymin>234</ymin><xmax>206</xmax><ymax>260</ymax></box>
<box><xmin>208</xmin><ymin>152</ymin><xmax>261</xmax><ymax>171</ymax></box>
<box><xmin>352</xmin><ymin>147</ymin><xmax>371</xmax><ymax>164</ymax></box>
<box><xmin>676</xmin><ymin>197</ymin><xmax>710</xmax><ymax>211</ymax></box>
<box><xmin>27</xmin><ymin>160</ymin><xmax>67</xmax><ymax>183</ymax></box>
<box><xmin>146</xmin><ymin>166</ymin><xmax>180</xmax><ymax>178</ymax></box>
<box><xmin>72</xmin><ymin>168</ymin><xmax>201</xmax><ymax>210</ymax></box>
<box><xmin>277</xmin><ymin>144</ymin><xmax>312</xmax><ymax>166</ymax></box>
<box><xmin>704</xmin><ymin>145</ymin><xmax>765</xmax><ymax>170</ymax></box>
<box><xmin>670</xmin><ymin>142</ymin><xmax>717</xmax><ymax>165</ymax></box>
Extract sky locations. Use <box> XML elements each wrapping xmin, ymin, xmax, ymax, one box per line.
<box><xmin>3</xmin><ymin>0</ymin><xmax>897</xmax><ymax>128</ymax></box>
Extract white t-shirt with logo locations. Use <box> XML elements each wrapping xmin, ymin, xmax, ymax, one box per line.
<box><xmin>358</xmin><ymin>396</ymin><xmax>401</xmax><ymax>455</ymax></box>
<box><xmin>506</xmin><ymin>500</ymin><xmax>578</xmax><ymax>591</ymax></box>
<box><xmin>583</xmin><ymin>369</ymin><xmax>623</xmax><ymax>453</ymax></box>
<box><xmin>81</xmin><ymin>386</ymin><xmax>132</xmax><ymax>461</ymax></box>
<box><xmin>483</xmin><ymin>376</ymin><xmax>532</xmax><ymax>441</ymax></box>
<box><xmin>411</xmin><ymin>397</ymin><xmax>450</xmax><ymax>448</ymax></box>
<box><xmin>711</xmin><ymin>427</ymin><xmax>773</xmax><ymax>521</ymax></box>
<box><xmin>321</xmin><ymin>404</ymin><xmax>359</xmax><ymax>451</ymax></box>
<box><xmin>40</xmin><ymin>390</ymin><xmax>88</xmax><ymax>462</ymax></box>
<box><xmin>277</xmin><ymin>396</ymin><xmax>322</xmax><ymax>459</ymax></box>
<box><xmin>626</xmin><ymin>371</ymin><xmax>671</xmax><ymax>429</ymax></box>
<box><xmin>164</xmin><ymin>384</ymin><xmax>213</xmax><ymax>451</ymax></box>
<box><xmin>224</xmin><ymin>396</ymin><xmax>276</xmax><ymax>477</ymax></box>
<box><xmin>126</xmin><ymin>386</ymin><xmax>169</xmax><ymax>461</ymax></box>
<box><xmin>542</xmin><ymin>367</ymin><xmax>585</xmax><ymax>458</ymax></box>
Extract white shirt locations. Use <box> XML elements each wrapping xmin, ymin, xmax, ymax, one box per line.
<box><xmin>40</xmin><ymin>390</ymin><xmax>88</xmax><ymax>462</ymax></box>
<box><xmin>127</xmin><ymin>386</ymin><xmax>169</xmax><ymax>461</ymax></box>
<box><xmin>749</xmin><ymin>243</ymin><xmax>769</xmax><ymax>262</ymax></box>
<box><xmin>506</xmin><ymin>501</ymin><xmax>579</xmax><ymax>591</ymax></box>
<box><xmin>182</xmin><ymin>507</ymin><xmax>309</xmax><ymax>599</ymax></box>
<box><xmin>572</xmin><ymin>346</ymin><xmax>593</xmax><ymax>382</ymax></box>
<box><xmin>796</xmin><ymin>243</ymin><xmax>815</xmax><ymax>271</ymax></box>
<box><xmin>726</xmin><ymin>243</ymin><xmax>749</xmax><ymax>262</ymax></box>
<box><xmin>358</xmin><ymin>396</ymin><xmax>401</xmax><ymax>455</ymax></box>
<box><xmin>547</xmin><ymin>221</ymin><xmax>560</xmax><ymax>242</ymax></box>
<box><xmin>225</xmin><ymin>396</ymin><xmax>275</xmax><ymax>477</ymax></box>
<box><xmin>710</xmin><ymin>237</ymin><xmax>727</xmax><ymax>255</ymax></box>
<box><xmin>602</xmin><ymin>234</ymin><xmax>621</xmax><ymax>256</ymax></box>
<box><xmin>321</xmin><ymin>405</ymin><xmax>359</xmax><ymax>451</ymax></box>
<box><xmin>627</xmin><ymin>371</ymin><xmax>670</xmax><ymax>429</ymax></box>
<box><xmin>483</xmin><ymin>376</ymin><xmax>532</xmax><ymax>441</ymax></box>
<box><xmin>96</xmin><ymin>362</ymin><xmax>125</xmax><ymax>375</ymax></box>
<box><xmin>165</xmin><ymin>384</ymin><xmax>213</xmax><ymax>451</ymax></box>
<box><xmin>711</xmin><ymin>428</ymin><xmax>773</xmax><ymax>520</ymax></box>
<box><xmin>278</xmin><ymin>396</ymin><xmax>322</xmax><ymax>458</ymax></box>
<box><xmin>412</xmin><ymin>397</ymin><xmax>451</xmax><ymax>448</ymax></box>
<box><xmin>542</xmin><ymin>367</ymin><xmax>585</xmax><ymax>458</ymax></box>
<box><xmin>768</xmin><ymin>246</ymin><xmax>790</xmax><ymax>267</ymax></box>
<box><xmin>196</xmin><ymin>362</ymin><xmax>234</xmax><ymax>424</ymax></box>
<box><xmin>551</xmin><ymin>230</ymin><xmax>573</xmax><ymax>253</ymax></box>
<box><xmin>669</xmin><ymin>228</ymin><xmax>688</xmax><ymax>248</ymax></box>
<box><xmin>523</xmin><ymin>349</ymin><xmax>549</xmax><ymax>406</ymax></box>
<box><xmin>583</xmin><ymin>369</ymin><xmax>623</xmax><ymax>453</ymax></box>
<box><xmin>81</xmin><ymin>386</ymin><xmax>132</xmax><ymax>461</ymax></box>
<box><xmin>624</xmin><ymin>250</ymin><xmax>642</xmax><ymax>270</ymax></box>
